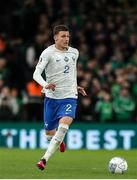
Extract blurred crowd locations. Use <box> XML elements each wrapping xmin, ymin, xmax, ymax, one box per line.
<box><xmin>0</xmin><ymin>0</ymin><xmax>137</xmax><ymax>123</ymax></box>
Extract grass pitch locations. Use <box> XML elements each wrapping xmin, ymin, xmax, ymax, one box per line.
<box><xmin>0</xmin><ymin>148</ymin><xmax>137</xmax><ymax>179</ymax></box>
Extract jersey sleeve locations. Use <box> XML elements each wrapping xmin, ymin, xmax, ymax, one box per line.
<box><xmin>36</xmin><ymin>49</ymin><xmax>50</xmax><ymax>70</ymax></box>
<box><xmin>75</xmin><ymin>49</ymin><xmax>79</xmax><ymax>60</ymax></box>
<box><xmin>33</xmin><ymin>49</ymin><xmax>50</xmax><ymax>87</ymax></box>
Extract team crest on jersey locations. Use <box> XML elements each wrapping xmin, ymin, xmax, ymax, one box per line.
<box><xmin>64</xmin><ymin>56</ymin><xmax>69</xmax><ymax>62</ymax></box>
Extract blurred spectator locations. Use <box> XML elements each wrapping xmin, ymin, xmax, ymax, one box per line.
<box><xmin>95</xmin><ymin>90</ymin><xmax>114</xmax><ymax>123</ymax></box>
<box><xmin>0</xmin><ymin>57</ymin><xmax>11</xmax><ymax>86</ymax></box>
<box><xmin>113</xmin><ymin>86</ymin><xmax>136</xmax><ymax>123</ymax></box>
<box><xmin>77</xmin><ymin>96</ymin><xmax>93</xmax><ymax>122</ymax></box>
<box><xmin>11</xmin><ymin>87</ymin><xmax>23</xmax><ymax>120</ymax></box>
<box><xmin>23</xmin><ymin>80</ymin><xmax>43</xmax><ymax>121</ymax></box>
<box><xmin>0</xmin><ymin>87</ymin><xmax>19</xmax><ymax>120</ymax></box>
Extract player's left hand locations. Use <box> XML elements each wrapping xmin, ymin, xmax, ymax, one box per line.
<box><xmin>77</xmin><ymin>86</ymin><xmax>87</xmax><ymax>96</ymax></box>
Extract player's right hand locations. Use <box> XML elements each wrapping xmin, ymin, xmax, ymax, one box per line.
<box><xmin>45</xmin><ymin>83</ymin><xmax>56</xmax><ymax>91</ymax></box>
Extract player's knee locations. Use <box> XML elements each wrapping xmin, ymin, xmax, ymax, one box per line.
<box><xmin>59</xmin><ymin>116</ymin><xmax>73</xmax><ymax>125</ymax></box>
<box><xmin>58</xmin><ymin>123</ymin><xmax>69</xmax><ymax>134</ymax></box>
<box><xmin>54</xmin><ymin>123</ymin><xmax>69</xmax><ymax>142</ymax></box>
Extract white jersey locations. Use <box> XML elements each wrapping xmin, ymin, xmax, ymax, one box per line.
<box><xmin>33</xmin><ymin>44</ymin><xmax>79</xmax><ymax>99</ymax></box>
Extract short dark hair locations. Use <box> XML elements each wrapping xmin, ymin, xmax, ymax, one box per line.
<box><xmin>53</xmin><ymin>25</ymin><xmax>69</xmax><ymax>35</ymax></box>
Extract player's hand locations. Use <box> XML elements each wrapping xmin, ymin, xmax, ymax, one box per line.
<box><xmin>77</xmin><ymin>86</ymin><xmax>87</xmax><ymax>96</ymax></box>
<box><xmin>45</xmin><ymin>83</ymin><xmax>56</xmax><ymax>91</ymax></box>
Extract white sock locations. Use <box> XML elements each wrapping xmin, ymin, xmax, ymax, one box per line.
<box><xmin>46</xmin><ymin>135</ymin><xmax>53</xmax><ymax>142</ymax></box>
<box><xmin>42</xmin><ymin>124</ymin><xmax>69</xmax><ymax>162</ymax></box>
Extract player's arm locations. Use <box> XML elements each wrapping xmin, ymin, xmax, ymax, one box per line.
<box><xmin>75</xmin><ymin>49</ymin><xmax>87</xmax><ymax>96</ymax></box>
<box><xmin>33</xmin><ymin>52</ymin><xmax>56</xmax><ymax>91</ymax></box>
<box><xmin>77</xmin><ymin>86</ymin><xmax>87</xmax><ymax>96</ymax></box>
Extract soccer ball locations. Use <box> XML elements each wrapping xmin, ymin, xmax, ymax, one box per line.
<box><xmin>108</xmin><ymin>157</ymin><xmax>128</xmax><ymax>174</ymax></box>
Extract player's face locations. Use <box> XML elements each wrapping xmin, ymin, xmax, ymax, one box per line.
<box><xmin>54</xmin><ymin>31</ymin><xmax>70</xmax><ymax>50</ymax></box>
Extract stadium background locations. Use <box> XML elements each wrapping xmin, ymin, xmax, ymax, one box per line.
<box><xmin>0</xmin><ymin>0</ymin><xmax>137</xmax><ymax>149</ymax></box>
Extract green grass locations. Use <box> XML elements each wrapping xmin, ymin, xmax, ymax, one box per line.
<box><xmin>0</xmin><ymin>148</ymin><xmax>137</xmax><ymax>179</ymax></box>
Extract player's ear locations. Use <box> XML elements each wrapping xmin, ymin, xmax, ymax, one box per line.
<box><xmin>54</xmin><ymin>35</ymin><xmax>57</xmax><ymax>42</ymax></box>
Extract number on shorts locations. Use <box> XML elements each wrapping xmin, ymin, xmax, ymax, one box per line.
<box><xmin>66</xmin><ymin>104</ymin><xmax>72</xmax><ymax>112</ymax></box>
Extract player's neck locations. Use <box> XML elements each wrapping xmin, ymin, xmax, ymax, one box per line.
<box><xmin>55</xmin><ymin>44</ymin><xmax>68</xmax><ymax>51</ymax></box>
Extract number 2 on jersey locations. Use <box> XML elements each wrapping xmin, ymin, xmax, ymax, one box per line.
<box><xmin>64</xmin><ymin>65</ymin><xmax>70</xmax><ymax>73</ymax></box>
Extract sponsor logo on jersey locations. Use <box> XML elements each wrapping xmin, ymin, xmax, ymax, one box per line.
<box><xmin>56</xmin><ymin>59</ymin><xmax>61</xmax><ymax>62</ymax></box>
<box><xmin>65</xmin><ymin>112</ymin><xmax>71</xmax><ymax>115</ymax></box>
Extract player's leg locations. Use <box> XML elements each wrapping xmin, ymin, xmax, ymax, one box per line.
<box><xmin>41</xmin><ymin>99</ymin><xmax>77</xmax><ymax>164</ymax></box>
<box><xmin>58</xmin><ymin>116</ymin><xmax>72</xmax><ymax>152</ymax></box>
<box><xmin>37</xmin><ymin>124</ymin><xmax>68</xmax><ymax>170</ymax></box>
<box><xmin>42</xmin><ymin>116</ymin><xmax>72</xmax><ymax>162</ymax></box>
<box><xmin>46</xmin><ymin>129</ymin><xmax>66</xmax><ymax>152</ymax></box>
<box><xmin>37</xmin><ymin>97</ymin><xmax>58</xmax><ymax>170</ymax></box>
<box><xmin>37</xmin><ymin>129</ymin><xmax>56</xmax><ymax>170</ymax></box>
<box><xmin>37</xmin><ymin>98</ymin><xmax>77</xmax><ymax>170</ymax></box>
<box><xmin>45</xmin><ymin>129</ymin><xmax>65</xmax><ymax>152</ymax></box>
<box><xmin>45</xmin><ymin>129</ymin><xmax>56</xmax><ymax>142</ymax></box>
<box><xmin>56</xmin><ymin>98</ymin><xmax>77</xmax><ymax>152</ymax></box>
